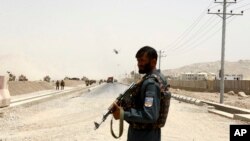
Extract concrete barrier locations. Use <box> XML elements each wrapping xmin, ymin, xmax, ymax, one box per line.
<box><xmin>234</xmin><ymin>114</ymin><xmax>250</xmax><ymax>122</ymax></box>
<box><xmin>208</xmin><ymin>109</ymin><xmax>234</xmax><ymax>119</ymax></box>
<box><xmin>202</xmin><ymin>100</ymin><xmax>250</xmax><ymax>114</ymax></box>
<box><xmin>0</xmin><ymin>76</ymin><xmax>11</xmax><ymax>107</ymax></box>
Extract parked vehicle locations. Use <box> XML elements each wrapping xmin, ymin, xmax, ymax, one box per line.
<box><xmin>107</xmin><ymin>77</ymin><xmax>113</xmax><ymax>83</ymax></box>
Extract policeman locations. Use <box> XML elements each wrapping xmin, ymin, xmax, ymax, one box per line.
<box><xmin>60</xmin><ymin>80</ymin><xmax>65</xmax><ymax>90</ymax></box>
<box><xmin>56</xmin><ymin>80</ymin><xmax>60</xmax><ymax>90</ymax></box>
<box><xmin>113</xmin><ymin>46</ymin><xmax>168</xmax><ymax>141</ymax></box>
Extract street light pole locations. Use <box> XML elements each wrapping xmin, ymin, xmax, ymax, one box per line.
<box><xmin>158</xmin><ymin>50</ymin><xmax>167</xmax><ymax>72</ymax></box>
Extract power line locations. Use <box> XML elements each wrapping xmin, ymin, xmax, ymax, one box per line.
<box><xmin>162</xmin><ymin>1</ymin><xmax>214</xmax><ymax>51</ymax></box>
<box><xmin>231</xmin><ymin>2</ymin><xmax>250</xmax><ymax>10</ymax></box>
<box><xmin>165</xmin><ymin>0</ymin><xmax>247</xmax><ymax>57</ymax></box>
<box><xmin>236</xmin><ymin>0</ymin><xmax>247</xmax><ymax>3</ymax></box>
<box><xmin>167</xmin><ymin>16</ymin><xmax>219</xmax><ymax>52</ymax></box>
<box><xmin>208</xmin><ymin>3</ymin><xmax>221</xmax><ymax>9</ymax></box>
<box><xmin>167</xmin><ymin>22</ymin><xmax>222</xmax><ymax>56</ymax></box>
<box><xmin>164</xmin><ymin>12</ymin><xmax>206</xmax><ymax>51</ymax></box>
<box><xmin>173</xmin><ymin>20</ymin><xmax>221</xmax><ymax>54</ymax></box>
<box><xmin>168</xmin><ymin>16</ymin><xmax>236</xmax><ymax>56</ymax></box>
<box><xmin>164</xmin><ymin>2</ymin><xmax>226</xmax><ymax>52</ymax></box>
<box><xmin>244</xmin><ymin>7</ymin><xmax>250</xmax><ymax>11</ymax></box>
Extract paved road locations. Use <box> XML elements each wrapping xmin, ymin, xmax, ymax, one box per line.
<box><xmin>0</xmin><ymin>83</ymin><xmax>247</xmax><ymax>141</ymax></box>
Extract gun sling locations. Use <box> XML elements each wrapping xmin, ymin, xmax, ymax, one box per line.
<box><xmin>110</xmin><ymin>107</ymin><xmax>124</xmax><ymax>138</ymax></box>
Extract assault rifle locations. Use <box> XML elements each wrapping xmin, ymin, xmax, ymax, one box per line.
<box><xmin>94</xmin><ymin>82</ymin><xmax>137</xmax><ymax>130</ymax></box>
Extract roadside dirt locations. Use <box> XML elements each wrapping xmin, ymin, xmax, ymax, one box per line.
<box><xmin>0</xmin><ymin>84</ymin><xmax>247</xmax><ymax>141</ymax></box>
<box><xmin>171</xmin><ymin>88</ymin><xmax>250</xmax><ymax>109</ymax></box>
<box><xmin>8</xmin><ymin>80</ymin><xmax>86</xmax><ymax>96</ymax></box>
<box><xmin>8</xmin><ymin>81</ymin><xmax>54</xmax><ymax>96</ymax></box>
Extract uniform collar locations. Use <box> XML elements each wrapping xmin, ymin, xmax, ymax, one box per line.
<box><xmin>143</xmin><ymin>69</ymin><xmax>160</xmax><ymax>78</ymax></box>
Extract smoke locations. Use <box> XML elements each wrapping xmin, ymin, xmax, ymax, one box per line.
<box><xmin>0</xmin><ymin>53</ymin><xmax>62</xmax><ymax>81</ymax></box>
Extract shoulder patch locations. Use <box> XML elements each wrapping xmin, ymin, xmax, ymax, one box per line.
<box><xmin>144</xmin><ymin>97</ymin><xmax>154</xmax><ymax>107</ymax></box>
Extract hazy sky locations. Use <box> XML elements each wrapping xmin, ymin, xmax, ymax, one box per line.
<box><xmin>0</xmin><ymin>0</ymin><xmax>250</xmax><ymax>80</ymax></box>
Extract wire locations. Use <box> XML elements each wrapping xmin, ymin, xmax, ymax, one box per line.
<box><xmin>208</xmin><ymin>3</ymin><xmax>221</xmax><ymax>10</ymax></box>
<box><xmin>165</xmin><ymin>1</ymin><xmax>247</xmax><ymax>56</ymax></box>
<box><xmin>164</xmin><ymin>13</ymin><xmax>213</xmax><ymax>51</ymax></box>
<box><xmin>232</xmin><ymin>3</ymin><xmax>250</xmax><ymax>10</ymax></box>
<box><xmin>167</xmin><ymin>16</ymin><xmax>219</xmax><ymax>52</ymax></box>
<box><xmin>244</xmin><ymin>7</ymin><xmax>250</xmax><ymax>11</ymax></box>
<box><xmin>171</xmin><ymin>27</ymin><xmax>221</xmax><ymax>55</ymax></box>
<box><xmin>236</xmin><ymin>0</ymin><xmax>246</xmax><ymax>4</ymax></box>
<box><xmin>169</xmin><ymin>18</ymin><xmax>221</xmax><ymax>54</ymax></box>
<box><xmin>162</xmin><ymin>1</ymin><xmax>214</xmax><ymax>51</ymax></box>
<box><xmin>163</xmin><ymin>11</ymin><xmax>206</xmax><ymax>51</ymax></box>
<box><xmin>168</xmin><ymin>16</ymin><xmax>237</xmax><ymax>56</ymax></box>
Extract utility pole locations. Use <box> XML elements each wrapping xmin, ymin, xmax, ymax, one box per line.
<box><xmin>208</xmin><ymin>0</ymin><xmax>243</xmax><ymax>104</ymax></box>
<box><xmin>158</xmin><ymin>50</ymin><xmax>167</xmax><ymax>72</ymax></box>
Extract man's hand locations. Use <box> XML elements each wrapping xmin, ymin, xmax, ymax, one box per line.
<box><xmin>112</xmin><ymin>102</ymin><xmax>121</xmax><ymax>120</ymax></box>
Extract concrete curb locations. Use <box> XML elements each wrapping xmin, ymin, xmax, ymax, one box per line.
<box><xmin>171</xmin><ymin>94</ymin><xmax>250</xmax><ymax>122</ymax></box>
<box><xmin>234</xmin><ymin>114</ymin><xmax>250</xmax><ymax>122</ymax></box>
<box><xmin>171</xmin><ymin>94</ymin><xmax>204</xmax><ymax>106</ymax></box>
<box><xmin>201</xmin><ymin>100</ymin><xmax>250</xmax><ymax>114</ymax></box>
<box><xmin>201</xmin><ymin>100</ymin><xmax>250</xmax><ymax>123</ymax></box>
<box><xmin>208</xmin><ymin>109</ymin><xmax>234</xmax><ymax>119</ymax></box>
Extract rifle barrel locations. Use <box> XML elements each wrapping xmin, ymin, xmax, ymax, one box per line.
<box><xmin>94</xmin><ymin>82</ymin><xmax>136</xmax><ymax>130</ymax></box>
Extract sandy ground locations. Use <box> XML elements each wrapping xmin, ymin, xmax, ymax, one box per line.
<box><xmin>8</xmin><ymin>80</ymin><xmax>87</xmax><ymax>96</ymax></box>
<box><xmin>0</xmin><ymin>83</ymin><xmax>248</xmax><ymax>141</ymax></box>
<box><xmin>171</xmin><ymin>88</ymin><xmax>250</xmax><ymax>109</ymax></box>
<box><xmin>8</xmin><ymin>81</ymin><xmax>54</xmax><ymax>96</ymax></box>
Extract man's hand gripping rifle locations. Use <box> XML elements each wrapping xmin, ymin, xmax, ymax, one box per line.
<box><xmin>94</xmin><ymin>82</ymin><xmax>136</xmax><ymax>130</ymax></box>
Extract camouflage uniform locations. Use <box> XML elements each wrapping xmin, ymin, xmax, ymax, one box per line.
<box><xmin>123</xmin><ymin>69</ymin><xmax>167</xmax><ymax>141</ymax></box>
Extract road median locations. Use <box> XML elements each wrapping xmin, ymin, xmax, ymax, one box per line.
<box><xmin>0</xmin><ymin>84</ymin><xmax>102</xmax><ymax>114</ymax></box>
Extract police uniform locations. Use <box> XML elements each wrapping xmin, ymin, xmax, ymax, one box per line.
<box><xmin>123</xmin><ymin>69</ymin><xmax>167</xmax><ymax>141</ymax></box>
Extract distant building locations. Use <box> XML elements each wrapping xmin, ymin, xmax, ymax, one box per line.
<box><xmin>198</xmin><ymin>72</ymin><xmax>216</xmax><ymax>80</ymax></box>
<box><xmin>197</xmin><ymin>72</ymin><xmax>208</xmax><ymax>80</ymax></box>
<box><xmin>216</xmin><ymin>74</ymin><xmax>243</xmax><ymax>80</ymax></box>
<box><xmin>181</xmin><ymin>72</ymin><xmax>196</xmax><ymax>80</ymax></box>
<box><xmin>180</xmin><ymin>72</ymin><xmax>216</xmax><ymax>81</ymax></box>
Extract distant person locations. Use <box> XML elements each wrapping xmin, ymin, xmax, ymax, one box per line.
<box><xmin>60</xmin><ymin>80</ymin><xmax>65</xmax><ymax>90</ymax></box>
<box><xmin>56</xmin><ymin>80</ymin><xmax>60</xmax><ymax>90</ymax></box>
